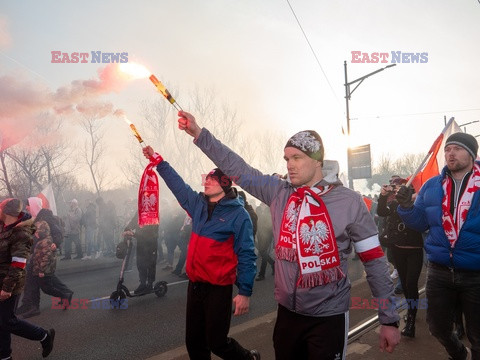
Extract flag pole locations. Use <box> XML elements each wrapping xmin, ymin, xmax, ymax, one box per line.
<box><xmin>405</xmin><ymin>117</ymin><xmax>455</xmax><ymax>187</ymax></box>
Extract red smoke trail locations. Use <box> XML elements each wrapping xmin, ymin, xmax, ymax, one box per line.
<box><xmin>0</xmin><ymin>64</ymin><xmax>129</xmax><ymax>151</ymax></box>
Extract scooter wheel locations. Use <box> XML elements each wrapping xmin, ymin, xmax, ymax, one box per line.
<box><xmin>154</xmin><ymin>281</ymin><xmax>168</xmax><ymax>297</ymax></box>
<box><xmin>110</xmin><ymin>289</ymin><xmax>127</xmax><ymax>302</ymax></box>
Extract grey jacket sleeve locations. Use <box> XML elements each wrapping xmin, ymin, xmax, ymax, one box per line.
<box><xmin>349</xmin><ymin>193</ymin><xmax>400</xmax><ymax>324</ymax></box>
<box><xmin>195</xmin><ymin>128</ymin><xmax>284</xmax><ymax>206</ymax></box>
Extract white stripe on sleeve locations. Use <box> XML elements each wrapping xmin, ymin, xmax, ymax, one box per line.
<box><xmin>353</xmin><ymin>235</ymin><xmax>380</xmax><ymax>253</ymax></box>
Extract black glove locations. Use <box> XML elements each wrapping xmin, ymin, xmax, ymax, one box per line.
<box><xmin>395</xmin><ymin>185</ymin><xmax>414</xmax><ymax>208</ymax></box>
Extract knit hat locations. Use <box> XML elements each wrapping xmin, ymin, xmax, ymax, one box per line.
<box><xmin>206</xmin><ymin>168</ymin><xmax>232</xmax><ymax>193</ymax></box>
<box><xmin>285</xmin><ymin>130</ymin><xmax>324</xmax><ymax>162</ymax></box>
<box><xmin>0</xmin><ymin>198</ymin><xmax>23</xmax><ymax>217</ymax></box>
<box><xmin>445</xmin><ymin>132</ymin><xmax>478</xmax><ymax>160</ymax></box>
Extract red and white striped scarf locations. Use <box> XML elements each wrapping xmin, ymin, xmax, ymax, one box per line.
<box><xmin>276</xmin><ymin>186</ymin><xmax>345</xmax><ymax>288</ymax></box>
<box><xmin>441</xmin><ymin>163</ymin><xmax>480</xmax><ymax>248</ymax></box>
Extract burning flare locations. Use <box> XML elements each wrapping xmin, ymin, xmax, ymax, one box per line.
<box><xmin>118</xmin><ymin>62</ymin><xmax>183</xmax><ymax>110</ymax></box>
<box><xmin>118</xmin><ymin>62</ymin><xmax>151</xmax><ymax>79</ymax></box>
<box><xmin>123</xmin><ymin>116</ymin><xmax>145</xmax><ymax>147</ymax></box>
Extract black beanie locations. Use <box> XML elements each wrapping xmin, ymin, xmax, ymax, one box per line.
<box><xmin>445</xmin><ymin>132</ymin><xmax>478</xmax><ymax>160</ymax></box>
<box><xmin>285</xmin><ymin>130</ymin><xmax>324</xmax><ymax>162</ymax></box>
<box><xmin>206</xmin><ymin>168</ymin><xmax>232</xmax><ymax>193</ymax></box>
<box><xmin>0</xmin><ymin>198</ymin><xmax>23</xmax><ymax>217</ymax></box>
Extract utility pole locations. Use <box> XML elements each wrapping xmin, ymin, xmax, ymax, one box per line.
<box><xmin>344</xmin><ymin>61</ymin><xmax>396</xmax><ymax>189</ymax></box>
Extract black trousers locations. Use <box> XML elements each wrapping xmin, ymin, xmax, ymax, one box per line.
<box><xmin>391</xmin><ymin>246</ymin><xmax>423</xmax><ymax>312</ymax></box>
<box><xmin>39</xmin><ymin>275</ymin><xmax>73</xmax><ymax>300</ymax></box>
<box><xmin>273</xmin><ymin>304</ymin><xmax>347</xmax><ymax>360</ymax></box>
<box><xmin>426</xmin><ymin>263</ymin><xmax>480</xmax><ymax>360</ymax></box>
<box><xmin>0</xmin><ymin>294</ymin><xmax>46</xmax><ymax>358</ymax></box>
<box><xmin>185</xmin><ymin>282</ymin><xmax>251</xmax><ymax>360</ymax></box>
<box><xmin>136</xmin><ymin>240</ymin><xmax>158</xmax><ymax>285</ymax></box>
<box><xmin>20</xmin><ymin>262</ymin><xmax>41</xmax><ymax>309</ymax></box>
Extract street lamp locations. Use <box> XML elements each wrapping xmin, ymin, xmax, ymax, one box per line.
<box><xmin>459</xmin><ymin>120</ymin><xmax>479</xmax><ymax>133</ymax></box>
<box><xmin>344</xmin><ymin>61</ymin><xmax>396</xmax><ymax>189</ymax></box>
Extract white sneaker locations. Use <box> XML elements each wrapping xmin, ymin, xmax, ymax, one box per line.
<box><xmin>94</xmin><ymin>251</ymin><xmax>102</xmax><ymax>259</ymax></box>
<box><xmin>390</xmin><ymin>269</ymin><xmax>398</xmax><ymax>280</ymax></box>
<box><xmin>81</xmin><ymin>255</ymin><xmax>91</xmax><ymax>260</ymax></box>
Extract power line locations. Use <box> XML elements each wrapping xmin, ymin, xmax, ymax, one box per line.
<box><xmin>285</xmin><ymin>0</ymin><xmax>342</xmax><ymax>110</ymax></box>
<box><xmin>351</xmin><ymin>108</ymin><xmax>480</xmax><ymax>120</ymax></box>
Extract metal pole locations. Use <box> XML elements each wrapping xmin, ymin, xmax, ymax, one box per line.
<box><xmin>344</xmin><ymin>61</ymin><xmax>354</xmax><ymax>190</ymax></box>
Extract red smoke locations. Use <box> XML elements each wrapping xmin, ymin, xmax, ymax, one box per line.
<box><xmin>0</xmin><ymin>64</ymin><xmax>128</xmax><ymax>151</ymax></box>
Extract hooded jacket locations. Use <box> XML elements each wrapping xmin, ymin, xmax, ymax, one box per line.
<box><xmin>0</xmin><ymin>212</ymin><xmax>35</xmax><ymax>295</ymax></box>
<box><xmin>32</xmin><ymin>220</ymin><xmax>57</xmax><ymax>276</ymax></box>
<box><xmin>397</xmin><ymin>161</ymin><xmax>480</xmax><ymax>271</ymax></box>
<box><xmin>193</xmin><ymin>128</ymin><xmax>399</xmax><ymax>325</ymax></box>
<box><xmin>155</xmin><ymin>160</ymin><xmax>257</xmax><ymax>296</ymax></box>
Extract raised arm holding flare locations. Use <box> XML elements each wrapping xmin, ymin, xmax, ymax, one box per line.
<box><xmin>176</xmin><ymin>110</ymin><xmax>400</xmax><ymax>359</ymax></box>
<box><xmin>142</xmin><ymin>146</ymin><xmax>260</xmax><ymax>360</ymax></box>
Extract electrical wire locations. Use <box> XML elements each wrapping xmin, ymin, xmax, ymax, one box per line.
<box><xmin>351</xmin><ymin>108</ymin><xmax>480</xmax><ymax>121</ymax></box>
<box><xmin>285</xmin><ymin>0</ymin><xmax>342</xmax><ymax>110</ymax></box>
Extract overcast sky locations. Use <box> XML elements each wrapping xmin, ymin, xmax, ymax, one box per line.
<box><xmin>1</xmin><ymin>0</ymin><xmax>479</xmax><ymax>189</ymax></box>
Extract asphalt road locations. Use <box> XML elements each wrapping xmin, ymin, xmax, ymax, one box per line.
<box><xmin>12</xmin><ymin>260</ymin><xmax>277</xmax><ymax>360</ymax></box>
<box><xmin>12</xmin><ymin>253</ymin><xmax>423</xmax><ymax>360</ymax></box>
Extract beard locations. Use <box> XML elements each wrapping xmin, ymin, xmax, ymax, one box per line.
<box><xmin>447</xmin><ymin>160</ymin><xmax>471</xmax><ymax>174</ymax></box>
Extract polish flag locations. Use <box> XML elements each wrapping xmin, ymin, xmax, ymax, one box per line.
<box><xmin>408</xmin><ymin>118</ymin><xmax>461</xmax><ymax>193</ymax></box>
<box><xmin>30</xmin><ymin>183</ymin><xmax>57</xmax><ymax>216</ymax></box>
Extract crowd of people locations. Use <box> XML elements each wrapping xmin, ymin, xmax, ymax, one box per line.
<box><xmin>1</xmin><ymin>114</ymin><xmax>478</xmax><ymax>359</ymax></box>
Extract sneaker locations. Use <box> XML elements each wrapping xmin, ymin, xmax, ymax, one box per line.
<box><xmin>162</xmin><ymin>265</ymin><xmax>173</xmax><ymax>271</ymax></box>
<box><xmin>390</xmin><ymin>268</ymin><xmax>399</xmax><ymax>280</ymax></box>
<box><xmin>134</xmin><ymin>284</ymin><xmax>147</xmax><ymax>294</ymax></box>
<box><xmin>19</xmin><ymin>307</ymin><xmax>40</xmax><ymax>319</ymax></box>
<box><xmin>41</xmin><ymin>329</ymin><xmax>55</xmax><ymax>358</ymax></box>
<box><xmin>171</xmin><ymin>270</ymin><xmax>181</xmax><ymax>276</ymax></box>
<box><xmin>179</xmin><ymin>273</ymin><xmax>189</xmax><ymax>279</ymax></box>
<box><xmin>81</xmin><ymin>255</ymin><xmax>91</xmax><ymax>260</ymax></box>
<box><xmin>94</xmin><ymin>251</ymin><xmax>102</xmax><ymax>259</ymax></box>
<box><xmin>249</xmin><ymin>349</ymin><xmax>261</xmax><ymax>360</ymax></box>
<box><xmin>255</xmin><ymin>275</ymin><xmax>265</xmax><ymax>281</ymax></box>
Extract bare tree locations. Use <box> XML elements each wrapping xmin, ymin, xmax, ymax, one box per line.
<box><xmin>80</xmin><ymin>116</ymin><xmax>107</xmax><ymax>196</ymax></box>
<box><xmin>0</xmin><ymin>150</ymin><xmax>13</xmax><ymax>197</ymax></box>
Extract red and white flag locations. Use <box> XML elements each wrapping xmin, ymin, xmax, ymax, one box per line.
<box><xmin>409</xmin><ymin>118</ymin><xmax>461</xmax><ymax>193</ymax></box>
<box><xmin>29</xmin><ymin>183</ymin><xmax>57</xmax><ymax>216</ymax></box>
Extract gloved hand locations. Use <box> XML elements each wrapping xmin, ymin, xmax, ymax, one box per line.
<box><xmin>396</xmin><ymin>185</ymin><xmax>414</xmax><ymax>208</ymax></box>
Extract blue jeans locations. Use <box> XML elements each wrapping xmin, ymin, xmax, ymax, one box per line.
<box><xmin>0</xmin><ymin>294</ymin><xmax>46</xmax><ymax>358</ymax></box>
<box><xmin>426</xmin><ymin>263</ymin><xmax>480</xmax><ymax>360</ymax></box>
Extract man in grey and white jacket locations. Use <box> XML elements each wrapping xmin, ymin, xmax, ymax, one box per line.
<box><xmin>175</xmin><ymin>110</ymin><xmax>400</xmax><ymax>359</ymax></box>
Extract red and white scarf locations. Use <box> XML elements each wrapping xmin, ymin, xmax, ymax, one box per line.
<box><xmin>138</xmin><ymin>154</ymin><xmax>163</xmax><ymax>227</ymax></box>
<box><xmin>441</xmin><ymin>163</ymin><xmax>480</xmax><ymax>248</ymax></box>
<box><xmin>276</xmin><ymin>186</ymin><xmax>345</xmax><ymax>288</ymax></box>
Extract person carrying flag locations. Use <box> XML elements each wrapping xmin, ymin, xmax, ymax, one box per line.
<box><xmin>397</xmin><ymin>132</ymin><xmax>480</xmax><ymax>360</ymax></box>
